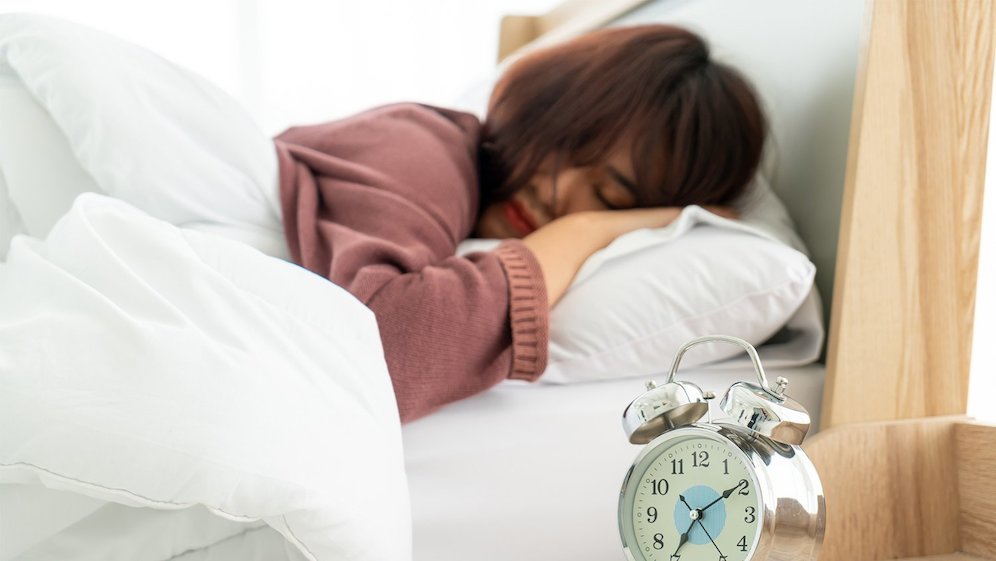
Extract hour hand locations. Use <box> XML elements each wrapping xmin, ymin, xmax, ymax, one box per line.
<box><xmin>679</xmin><ymin>494</ymin><xmax>694</xmax><ymax>511</ymax></box>
<box><xmin>671</xmin><ymin>518</ymin><xmax>694</xmax><ymax>560</ymax></box>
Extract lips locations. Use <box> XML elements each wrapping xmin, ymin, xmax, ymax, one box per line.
<box><xmin>502</xmin><ymin>199</ymin><xmax>538</xmax><ymax>236</ymax></box>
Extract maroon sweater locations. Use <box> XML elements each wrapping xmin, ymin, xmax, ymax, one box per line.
<box><xmin>274</xmin><ymin>103</ymin><xmax>549</xmax><ymax>422</ymax></box>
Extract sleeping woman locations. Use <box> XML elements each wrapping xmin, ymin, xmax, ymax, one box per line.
<box><xmin>273</xmin><ymin>24</ymin><xmax>766</xmax><ymax>422</ymax></box>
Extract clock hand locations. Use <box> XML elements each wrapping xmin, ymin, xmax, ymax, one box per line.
<box><xmin>671</xmin><ymin>519</ymin><xmax>695</xmax><ymax>559</ymax></box>
<box><xmin>700</xmin><ymin>479</ymin><xmax>748</xmax><ymax>513</ymax></box>
<box><xmin>672</xmin><ymin>493</ymin><xmax>712</xmax><ymax>560</ymax></box>
<box><xmin>695</xmin><ymin>518</ymin><xmax>727</xmax><ymax>559</ymax></box>
<box><xmin>679</xmin><ymin>494</ymin><xmax>707</xmax><ymax>525</ymax></box>
<box><xmin>679</xmin><ymin>494</ymin><xmax>694</xmax><ymax>511</ymax></box>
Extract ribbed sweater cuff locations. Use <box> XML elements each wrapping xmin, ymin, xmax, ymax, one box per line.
<box><xmin>494</xmin><ymin>240</ymin><xmax>549</xmax><ymax>382</ymax></box>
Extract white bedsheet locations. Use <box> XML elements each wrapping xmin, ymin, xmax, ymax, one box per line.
<box><xmin>403</xmin><ymin>364</ymin><xmax>824</xmax><ymax>561</ymax></box>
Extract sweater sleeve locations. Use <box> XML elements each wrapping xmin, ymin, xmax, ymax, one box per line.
<box><xmin>358</xmin><ymin>240</ymin><xmax>547</xmax><ymax>421</ymax></box>
<box><xmin>273</xmin><ymin>104</ymin><xmax>549</xmax><ymax>422</ymax></box>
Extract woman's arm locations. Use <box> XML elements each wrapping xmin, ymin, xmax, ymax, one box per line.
<box><xmin>524</xmin><ymin>206</ymin><xmax>735</xmax><ymax>306</ymax></box>
<box><xmin>275</xmin><ymin>105</ymin><xmax>552</xmax><ymax>422</ymax></box>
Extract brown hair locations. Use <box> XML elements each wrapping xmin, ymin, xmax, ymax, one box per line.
<box><xmin>480</xmin><ymin>25</ymin><xmax>767</xmax><ymax>209</ymax></box>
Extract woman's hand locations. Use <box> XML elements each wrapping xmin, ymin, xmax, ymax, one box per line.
<box><xmin>521</xmin><ymin>207</ymin><xmax>674</xmax><ymax>307</ymax></box>
<box><xmin>522</xmin><ymin>205</ymin><xmax>738</xmax><ymax>307</ymax></box>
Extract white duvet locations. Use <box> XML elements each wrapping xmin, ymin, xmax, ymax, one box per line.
<box><xmin>0</xmin><ymin>195</ymin><xmax>410</xmax><ymax>561</ymax></box>
<box><xmin>0</xmin><ymin>14</ymin><xmax>410</xmax><ymax>561</ymax></box>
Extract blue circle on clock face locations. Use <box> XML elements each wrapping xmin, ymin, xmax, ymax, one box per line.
<box><xmin>673</xmin><ymin>485</ymin><xmax>727</xmax><ymax>545</ymax></box>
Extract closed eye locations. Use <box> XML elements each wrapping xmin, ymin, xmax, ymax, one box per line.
<box><xmin>595</xmin><ymin>184</ymin><xmax>624</xmax><ymax>210</ymax></box>
<box><xmin>606</xmin><ymin>166</ymin><xmax>638</xmax><ymax>193</ymax></box>
<box><xmin>599</xmin><ymin>166</ymin><xmax>638</xmax><ymax>210</ymax></box>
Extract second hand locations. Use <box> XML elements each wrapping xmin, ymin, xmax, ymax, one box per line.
<box><xmin>696</xmin><ymin>519</ymin><xmax>727</xmax><ymax>561</ymax></box>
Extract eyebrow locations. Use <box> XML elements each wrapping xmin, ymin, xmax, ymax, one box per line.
<box><xmin>606</xmin><ymin>166</ymin><xmax>638</xmax><ymax>193</ymax></box>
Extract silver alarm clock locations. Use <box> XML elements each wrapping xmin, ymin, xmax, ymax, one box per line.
<box><xmin>618</xmin><ymin>335</ymin><xmax>825</xmax><ymax>561</ymax></box>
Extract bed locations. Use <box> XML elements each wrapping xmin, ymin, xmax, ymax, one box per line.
<box><xmin>1</xmin><ymin>1</ymin><xmax>994</xmax><ymax>561</ymax></box>
<box><xmin>403</xmin><ymin>3</ymin><xmax>861</xmax><ymax>559</ymax></box>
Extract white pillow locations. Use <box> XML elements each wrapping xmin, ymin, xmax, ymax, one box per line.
<box><xmin>0</xmin><ymin>13</ymin><xmax>289</xmax><ymax>260</ymax></box>
<box><xmin>0</xmin><ymin>194</ymin><xmax>409</xmax><ymax>561</ymax></box>
<box><xmin>458</xmin><ymin>179</ymin><xmax>822</xmax><ymax>383</ymax></box>
<box><xmin>0</xmin><ymin>164</ymin><xmax>24</xmax><ymax>261</ymax></box>
<box><xmin>0</xmin><ymin>72</ymin><xmax>99</xmax><ymax>248</ymax></box>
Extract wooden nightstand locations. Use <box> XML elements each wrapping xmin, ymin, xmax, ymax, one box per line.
<box><xmin>804</xmin><ymin>418</ymin><xmax>996</xmax><ymax>561</ymax></box>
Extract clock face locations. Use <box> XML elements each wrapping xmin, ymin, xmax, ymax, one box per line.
<box><xmin>621</xmin><ymin>429</ymin><xmax>763</xmax><ymax>561</ymax></box>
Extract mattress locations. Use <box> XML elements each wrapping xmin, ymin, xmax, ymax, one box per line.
<box><xmin>402</xmin><ymin>363</ymin><xmax>824</xmax><ymax>561</ymax></box>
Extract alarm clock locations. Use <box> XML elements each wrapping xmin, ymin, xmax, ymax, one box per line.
<box><xmin>618</xmin><ymin>335</ymin><xmax>825</xmax><ymax>561</ymax></box>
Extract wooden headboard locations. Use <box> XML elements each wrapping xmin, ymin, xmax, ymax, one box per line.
<box><xmin>499</xmin><ymin>2</ymin><xmax>996</xmax><ymax>560</ymax></box>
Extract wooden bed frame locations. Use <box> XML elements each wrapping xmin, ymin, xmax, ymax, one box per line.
<box><xmin>499</xmin><ymin>1</ymin><xmax>995</xmax><ymax>560</ymax></box>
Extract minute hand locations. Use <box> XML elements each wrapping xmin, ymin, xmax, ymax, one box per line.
<box><xmin>700</xmin><ymin>480</ymin><xmax>746</xmax><ymax>512</ymax></box>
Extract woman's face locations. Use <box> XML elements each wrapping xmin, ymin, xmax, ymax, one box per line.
<box><xmin>475</xmin><ymin>148</ymin><xmax>639</xmax><ymax>239</ymax></box>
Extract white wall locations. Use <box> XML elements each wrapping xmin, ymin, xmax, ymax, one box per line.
<box><xmin>0</xmin><ymin>0</ymin><xmax>559</xmax><ymax>134</ymax></box>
